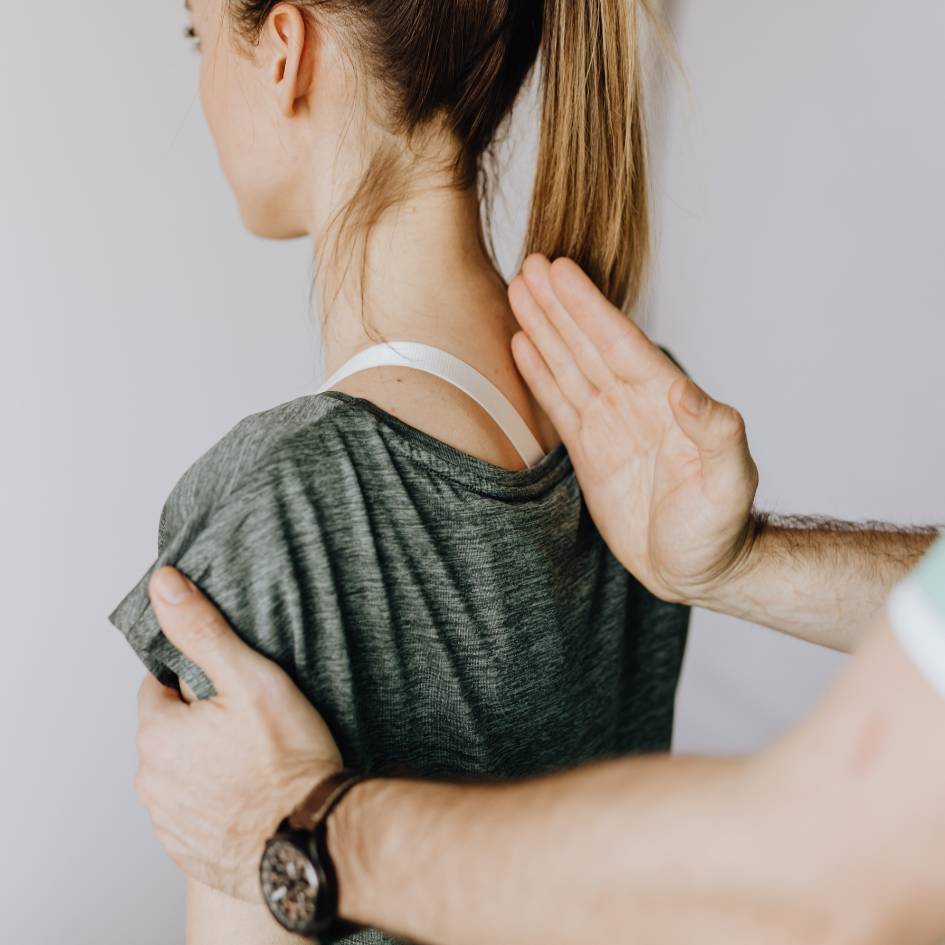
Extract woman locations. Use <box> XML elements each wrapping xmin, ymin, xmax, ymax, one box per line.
<box><xmin>109</xmin><ymin>0</ymin><xmax>688</xmax><ymax>941</ymax></box>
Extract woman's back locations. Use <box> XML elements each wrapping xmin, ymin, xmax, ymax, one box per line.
<box><xmin>121</xmin><ymin>0</ymin><xmax>674</xmax><ymax>938</ymax></box>
<box><xmin>111</xmin><ymin>388</ymin><xmax>690</xmax><ymax>785</ymax></box>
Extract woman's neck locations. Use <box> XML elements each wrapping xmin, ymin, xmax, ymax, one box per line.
<box><xmin>316</xmin><ymin>185</ymin><xmax>519</xmax><ymax>376</ymax></box>
<box><xmin>312</xmin><ymin>181</ymin><xmax>562</xmax><ymax>461</ymax></box>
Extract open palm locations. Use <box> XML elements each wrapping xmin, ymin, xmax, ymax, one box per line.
<box><xmin>509</xmin><ymin>255</ymin><xmax>759</xmax><ymax>605</ymax></box>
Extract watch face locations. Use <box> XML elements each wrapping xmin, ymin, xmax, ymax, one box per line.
<box><xmin>261</xmin><ymin>838</ymin><xmax>321</xmax><ymax>933</ymax></box>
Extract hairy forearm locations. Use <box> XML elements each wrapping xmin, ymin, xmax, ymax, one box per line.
<box><xmin>697</xmin><ymin>514</ymin><xmax>939</xmax><ymax>650</ymax></box>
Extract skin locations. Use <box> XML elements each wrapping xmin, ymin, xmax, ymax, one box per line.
<box><xmin>133</xmin><ymin>2</ymin><xmax>941</xmax><ymax>940</ymax></box>
<box><xmin>187</xmin><ymin>0</ymin><xmax>559</xmax><ymax>471</ymax></box>
<box><xmin>339</xmin><ymin>612</ymin><xmax>945</xmax><ymax>945</ymax></box>
<box><xmin>509</xmin><ymin>255</ymin><xmax>938</xmax><ymax>651</ymax></box>
<box><xmin>135</xmin><ymin>254</ymin><xmax>940</xmax><ymax>942</ymax></box>
<box><xmin>179</xmin><ymin>0</ymin><xmax>562</xmax><ymax>937</ymax></box>
<box><xmin>143</xmin><ymin>597</ymin><xmax>945</xmax><ymax>945</ymax></box>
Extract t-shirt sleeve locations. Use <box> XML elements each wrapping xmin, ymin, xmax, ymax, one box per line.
<box><xmin>887</xmin><ymin>534</ymin><xmax>945</xmax><ymax>701</ymax></box>
<box><xmin>108</xmin><ymin>468</ymin><xmax>328</xmax><ymax>701</ymax></box>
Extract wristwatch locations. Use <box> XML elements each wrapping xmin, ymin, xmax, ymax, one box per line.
<box><xmin>260</xmin><ymin>769</ymin><xmax>366</xmax><ymax>939</ymax></box>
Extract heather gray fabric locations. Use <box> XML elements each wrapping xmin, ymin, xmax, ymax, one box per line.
<box><xmin>109</xmin><ymin>389</ymin><xmax>690</xmax><ymax>944</ymax></box>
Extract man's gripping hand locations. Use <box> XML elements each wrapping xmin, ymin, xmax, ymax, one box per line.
<box><xmin>134</xmin><ymin>566</ymin><xmax>343</xmax><ymax>903</ymax></box>
<box><xmin>509</xmin><ymin>255</ymin><xmax>760</xmax><ymax>608</ymax></box>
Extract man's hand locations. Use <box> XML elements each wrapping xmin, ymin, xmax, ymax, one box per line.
<box><xmin>134</xmin><ymin>566</ymin><xmax>343</xmax><ymax>903</ymax></box>
<box><xmin>509</xmin><ymin>254</ymin><xmax>760</xmax><ymax>606</ymax></box>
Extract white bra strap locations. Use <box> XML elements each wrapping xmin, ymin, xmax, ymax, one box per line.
<box><xmin>316</xmin><ymin>341</ymin><xmax>546</xmax><ymax>468</ymax></box>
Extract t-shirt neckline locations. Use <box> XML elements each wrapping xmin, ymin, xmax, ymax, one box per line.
<box><xmin>314</xmin><ymin>390</ymin><xmax>573</xmax><ymax>499</ymax></box>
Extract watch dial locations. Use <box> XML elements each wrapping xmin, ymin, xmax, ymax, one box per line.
<box><xmin>261</xmin><ymin>839</ymin><xmax>320</xmax><ymax>932</ymax></box>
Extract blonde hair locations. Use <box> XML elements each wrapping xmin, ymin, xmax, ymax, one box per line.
<box><xmin>529</xmin><ymin>0</ymin><xmax>650</xmax><ymax>309</ymax></box>
<box><xmin>228</xmin><ymin>0</ymin><xmax>651</xmax><ymax>316</ymax></box>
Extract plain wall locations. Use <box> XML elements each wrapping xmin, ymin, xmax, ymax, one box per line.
<box><xmin>2</xmin><ymin>2</ymin><xmax>943</xmax><ymax>941</ymax></box>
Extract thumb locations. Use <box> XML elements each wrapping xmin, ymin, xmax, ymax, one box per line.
<box><xmin>669</xmin><ymin>377</ymin><xmax>750</xmax><ymax>482</ymax></box>
<box><xmin>148</xmin><ymin>566</ymin><xmax>264</xmax><ymax>697</ymax></box>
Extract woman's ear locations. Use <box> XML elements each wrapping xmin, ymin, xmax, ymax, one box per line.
<box><xmin>267</xmin><ymin>3</ymin><xmax>317</xmax><ymax>118</ymax></box>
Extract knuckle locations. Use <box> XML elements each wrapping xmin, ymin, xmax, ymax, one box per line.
<box><xmin>188</xmin><ymin>610</ymin><xmax>227</xmax><ymax>646</ymax></box>
<box><xmin>602</xmin><ymin>330</ymin><xmax>638</xmax><ymax>368</ymax></box>
<box><xmin>241</xmin><ymin>676</ymin><xmax>268</xmax><ymax>711</ymax></box>
<box><xmin>602</xmin><ymin>379</ymin><xmax>624</xmax><ymax>412</ymax></box>
<box><xmin>724</xmin><ymin>406</ymin><xmax>747</xmax><ymax>439</ymax></box>
<box><xmin>245</xmin><ymin>665</ymin><xmax>281</xmax><ymax>710</ymax></box>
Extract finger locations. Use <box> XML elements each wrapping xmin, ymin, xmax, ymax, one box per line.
<box><xmin>148</xmin><ymin>567</ymin><xmax>269</xmax><ymax>697</ymax></box>
<box><xmin>137</xmin><ymin>672</ymin><xmax>187</xmax><ymax>723</ymax></box>
<box><xmin>510</xmin><ymin>332</ymin><xmax>581</xmax><ymax>443</ymax></box>
<box><xmin>508</xmin><ymin>273</ymin><xmax>597</xmax><ymax>412</ymax></box>
<box><xmin>520</xmin><ymin>254</ymin><xmax>615</xmax><ymax>393</ymax></box>
<box><xmin>179</xmin><ymin>678</ymin><xmax>199</xmax><ymax>704</ymax></box>
<box><xmin>669</xmin><ymin>377</ymin><xmax>750</xmax><ymax>480</ymax></box>
<box><xmin>548</xmin><ymin>258</ymin><xmax>679</xmax><ymax>385</ymax></box>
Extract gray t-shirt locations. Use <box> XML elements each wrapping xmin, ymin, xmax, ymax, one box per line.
<box><xmin>109</xmin><ymin>390</ymin><xmax>690</xmax><ymax>942</ymax></box>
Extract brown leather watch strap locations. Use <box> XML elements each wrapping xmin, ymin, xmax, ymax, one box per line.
<box><xmin>287</xmin><ymin>769</ymin><xmax>364</xmax><ymax>832</ymax></box>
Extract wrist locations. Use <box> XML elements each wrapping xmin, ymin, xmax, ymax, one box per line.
<box><xmin>277</xmin><ymin>761</ymin><xmax>345</xmax><ymax>834</ymax></box>
<box><xmin>328</xmin><ymin>778</ymin><xmax>387</xmax><ymax>926</ymax></box>
<box><xmin>328</xmin><ymin>777</ymin><xmax>460</xmax><ymax>937</ymax></box>
<box><xmin>687</xmin><ymin>510</ymin><xmax>770</xmax><ymax>612</ymax></box>
<box><xmin>260</xmin><ymin>767</ymin><xmax>364</xmax><ymax>938</ymax></box>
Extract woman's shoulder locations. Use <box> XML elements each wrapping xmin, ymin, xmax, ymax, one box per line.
<box><xmin>158</xmin><ymin>393</ymin><xmax>363</xmax><ymax>545</ymax></box>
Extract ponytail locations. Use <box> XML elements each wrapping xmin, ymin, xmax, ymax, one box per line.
<box><xmin>526</xmin><ymin>0</ymin><xmax>649</xmax><ymax>311</ymax></box>
<box><xmin>230</xmin><ymin>0</ymin><xmax>649</xmax><ymax>315</ymax></box>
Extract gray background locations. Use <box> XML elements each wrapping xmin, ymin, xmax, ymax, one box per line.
<box><xmin>2</xmin><ymin>1</ymin><xmax>942</xmax><ymax>941</ymax></box>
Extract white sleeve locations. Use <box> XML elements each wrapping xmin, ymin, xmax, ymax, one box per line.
<box><xmin>888</xmin><ymin>579</ymin><xmax>945</xmax><ymax>701</ymax></box>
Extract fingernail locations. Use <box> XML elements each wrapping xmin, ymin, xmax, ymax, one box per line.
<box><xmin>681</xmin><ymin>381</ymin><xmax>708</xmax><ymax>416</ymax></box>
<box><xmin>152</xmin><ymin>568</ymin><xmax>192</xmax><ymax>605</ymax></box>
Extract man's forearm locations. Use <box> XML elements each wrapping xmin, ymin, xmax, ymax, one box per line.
<box><xmin>330</xmin><ymin>762</ymin><xmax>859</xmax><ymax>945</ymax></box>
<box><xmin>697</xmin><ymin>514</ymin><xmax>939</xmax><ymax>650</ymax></box>
<box><xmin>331</xmin><ymin>758</ymin><xmax>818</xmax><ymax>945</ymax></box>
<box><xmin>330</xmin><ymin>758</ymin><xmax>872</xmax><ymax>945</ymax></box>
<box><xmin>328</xmin><ymin>621</ymin><xmax>945</xmax><ymax>945</ymax></box>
